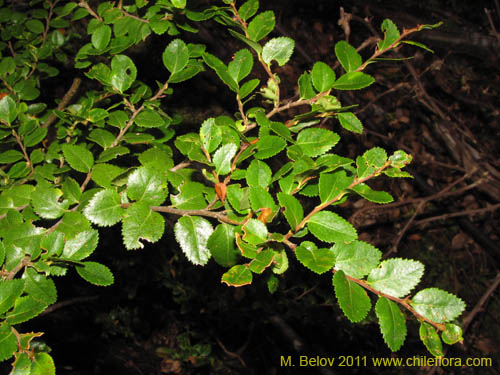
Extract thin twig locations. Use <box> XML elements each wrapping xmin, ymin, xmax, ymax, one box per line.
<box><xmin>414</xmin><ymin>203</ymin><xmax>500</xmax><ymax>227</ymax></box>
<box><xmin>43</xmin><ymin>78</ymin><xmax>82</xmax><ymax>128</ymax></box>
<box><xmin>462</xmin><ymin>272</ymin><xmax>500</xmax><ymax>332</ymax></box>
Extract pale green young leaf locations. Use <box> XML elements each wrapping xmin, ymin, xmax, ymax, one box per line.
<box><xmin>91</xmin><ymin>24</ymin><xmax>111</xmax><ymax>50</ymax></box>
<box><xmin>170</xmin><ymin>181</ymin><xmax>208</xmax><ymax>210</ymax></box>
<box><xmin>368</xmin><ymin>259</ymin><xmax>424</xmax><ymax>298</ymax></box>
<box><xmin>127</xmin><ymin>165</ymin><xmax>167</xmax><ymax>205</ymax></box>
<box><xmin>122</xmin><ymin>203</ymin><xmax>165</xmax><ymax>250</ymax></box>
<box><xmin>319</xmin><ymin>170</ymin><xmax>353</xmax><ymax>204</ymax></box>
<box><xmin>238</xmin><ymin>0</ymin><xmax>259</xmax><ymax>21</ymax></box>
<box><xmin>134</xmin><ymin>108</ymin><xmax>166</xmax><ymax>128</ymax></box>
<box><xmin>246</xmin><ymin>159</ymin><xmax>272</xmax><ymax>188</ymax></box>
<box><xmin>295</xmin><ymin>241</ymin><xmax>335</xmax><ymax>274</ymax></box>
<box><xmin>375</xmin><ymin>297</ymin><xmax>407</xmax><ymax>352</ymax></box>
<box><xmin>248</xmin><ymin>10</ymin><xmax>275</xmax><ymax>42</ymax></box>
<box><xmin>296</xmin><ymin>128</ymin><xmax>340</xmax><ymax>157</ymax></box>
<box><xmin>200</xmin><ymin>117</ymin><xmax>222</xmax><ymax>153</ymax></box>
<box><xmin>62</xmin><ymin>229</ymin><xmax>99</xmax><ymax>261</ymax></box>
<box><xmin>162</xmin><ymin>39</ymin><xmax>189</xmax><ymax>74</ymax></box>
<box><xmin>337</xmin><ymin>112</ymin><xmax>363</xmax><ymax>133</ymax></box>
<box><xmin>62</xmin><ymin>144</ymin><xmax>94</xmax><ymax>173</ymax></box>
<box><xmin>0</xmin><ymin>323</ymin><xmax>17</xmax><ymax>362</ymax></box>
<box><xmin>174</xmin><ymin>216</ymin><xmax>213</xmax><ymax>265</ymax></box>
<box><xmin>332</xmin><ymin>72</ymin><xmax>375</xmax><ymax>90</ymax></box>
<box><xmin>222</xmin><ymin>265</ymin><xmax>252</xmax><ymax>287</ymax></box>
<box><xmin>255</xmin><ymin>135</ymin><xmax>286</xmax><ymax>159</ymax></box>
<box><xmin>228</xmin><ymin>49</ymin><xmax>253</xmax><ymax>83</ymax></box>
<box><xmin>411</xmin><ymin>288</ymin><xmax>466</xmax><ymax>323</ymax></box>
<box><xmin>419</xmin><ymin>322</ymin><xmax>443</xmax><ymax>357</ymax></box>
<box><xmin>76</xmin><ymin>261</ymin><xmax>114</xmax><ymax>286</ymax></box>
<box><xmin>249</xmin><ymin>249</ymin><xmax>274</xmax><ymax>274</ymax></box>
<box><xmin>0</xmin><ymin>279</ymin><xmax>25</xmax><ymax>315</ymax></box>
<box><xmin>277</xmin><ymin>192</ymin><xmax>303</xmax><ymax>230</ymax></box>
<box><xmin>242</xmin><ymin>218</ymin><xmax>268</xmax><ymax>244</ymax></box>
<box><xmin>351</xmin><ymin>183</ymin><xmax>393</xmax><ymax>203</ymax></box>
<box><xmin>31</xmin><ymin>352</ymin><xmax>56</xmax><ymax>375</ymax></box>
<box><xmin>333</xmin><ymin>240</ymin><xmax>381</xmax><ymax>279</ymax></box>
<box><xmin>335</xmin><ymin>41</ymin><xmax>362</xmax><ymax>72</ymax></box>
<box><xmin>311</xmin><ymin>61</ymin><xmax>336</xmax><ymax>92</ymax></box>
<box><xmin>441</xmin><ymin>324</ymin><xmax>463</xmax><ymax>345</ymax></box>
<box><xmin>389</xmin><ymin>150</ymin><xmax>412</xmax><ymax>168</ymax></box>
<box><xmin>110</xmin><ymin>55</ymin><xmax>137</xmax><ymax>93</ymax></box>
<box><xmin>364</xmin><ymin>147</ymin><xmax>388</xmax><ymax>168</ymax></box>
<box><xmin>171</xmin><ymin>0</ymin><xmax>186</xmax><ymax>8</ymax></box>
<box><xmin>84</xmin><ymin>189</ymin><xmax>124</xmax><ymax>226</ymax></box>
<box><xmin>262</xmin><ymin>37</ymin><xmax>294</xmax><ymax>66</ymax></box>
<box><xmin>378</xmin><ymin>19</ymin><xmax>401</xmax><ymax>51</ymax></box>
<box><xmin>22</xmin><ymin>268</ymin><xmax>57</xmax><ymax>305</ymax></box>
<box><xmin>5</xmin><ymin>296</ymin><xmax>47</xmax><ymax>325</ymax></box>
<box><xmin>0</xmin><ymin>96</ymin><xmax>17</xmax><ymax>124</ymax></box>
<box><xmin>31</xmin><ymin>185</ymin><xmax>68</xmax><ymax>220</ymax></box>
<box><xmin>308</xmin><ymin>211</ymin><xmax>357</xmax><ymax>243</ymax></box>
<box><xmin>272</xmin><ymin>249</ymin><xmax>288</xmax><ymax>274</ymax></box>
<box><xmin>333</xmin><ymin>270</ymin><xmax>371</xmax><ymax>323</ymax></box>
<box><xmin>207</xmin><ymin>223</ymin><xmax>239</xmax><ymax>267</ymax></box>
<box><xmin>214</xmin><ymin>143</ymin><xmax>238</xmax><ymax>176</ymax></box>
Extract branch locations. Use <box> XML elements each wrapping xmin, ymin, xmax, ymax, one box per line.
<box><xmin>42</xmin><ymin>77</ymin><xmax>82</xmax><ymax>129</ymax></box>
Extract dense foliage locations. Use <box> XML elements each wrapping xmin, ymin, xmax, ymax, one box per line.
<box><xmin>0</xmin><ymin>0</ymin><xmax>465</xmax><ymax>372</ymax></box>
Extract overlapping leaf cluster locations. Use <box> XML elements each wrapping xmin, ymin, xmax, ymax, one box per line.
<box><xmin>0</xmin><ymin>0</ymin><xmax>462</xmax><ymax>371</ymax></box>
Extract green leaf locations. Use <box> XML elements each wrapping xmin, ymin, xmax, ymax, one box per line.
<box><xmin>91</xmin><ymin>24</ymin><xmax>112</xmax><ymax>50</ymax></box>
<box><xmin>122</xmin><ymin>203</ymin><xmax>165</xmax><ymax>250</ymax></box>
<box><xmin>249</xmin><ymin>186</ymin><xmax>276</xmax><ymax>213</ymax></box>
<box><xmin>236</xmin><ymin>235</ymin><xmax>258</xmax><ymax>259</ymax></box>
<box><xmin>308</xmin><ymin>211</ymin><xmax>357</xmax><ymax>243</ymax></box>
<box><xmin>170</xmin><ymin>181</ymin><xmax>208</xmax><ymax>210</ymax></box>
<box><xmin>31</xmin><ymin>352</ymin><xmax>56</xmax><ymax>375</ymax></box>
<box><xmin>228</xmin><ymin>49</ymin><xmax>253</xmax><ymax>83</ymax></box>
<box><xmin>375</xmin><ymin>297</ymin><xmax>407</xmax><ymax>352</ymax></box>
<box><xmin>249</xmin><ymin>249</ymin><xmax>275</xmax><ymax>274</ymax></box>
<box><xmin>162</xmin><ymin>38</ymin><xmax>189</xmax><ymax>74</ymax></box>
<box><xmin>267</xmin><ymin>274</ymin><xmax>279</xmax><ymax>293</ymax></box>
<box><xmin>58</xmin><ymin>212</ymin><xmax>91</xmax><ymax>240</ymax></box>
<box><xmin>255</xmin><ymin>135</ymin><xmax>286</xmax><ymax>159</ymax></box>
<box><xmin>62</xmin><ymin>229</ymin><xmax>99</xmax><ymax>261</ymax></box>
<box><xmin>295</xmin><ymin>241</ymin><xmax>335</xmax><ymax>274</ymax></box>
<box><xmin>6</xmin><ymin>296</ymin><xmax>47</xmax><ymax>325</ymax></box>
<box><xmin>127</xmin><ymin>166</ymin><xmax>167</xmax><ymax>205</ymax></box>
<box><xmin>91</xmin><ymin>163</ymin><xmax>125</xmax><ymax>188</ymax></box>
<box><xmin>0</xmin><ymin>279</ymin><xmax>25</xmax><ymax>315</ymax></box>
<box><xmin>337</xmin><ymin>112</ymin><xmax>363</xmax><ymax>134</ymax></box>
<box><xmin>0</xmin><ymin>95</ymin><xmax>17</xmax><ymax>124</ymax></box>
<box><xmin>200</xmin><ymin>118</ymin><xmax>222</xmax><ymax>153</ymax></box>
<box><xmin>262</xmin><ymin>37</ymin><xmax>294</xmax><ymax>66</ymax></box>
<box><xmin>134</xmin><ymin>108</ymin><xmax>165</xmax><ymax>128</ymax></box>
<box><xmin>368</xmin><ymin>258</ymin><xmax>424</xmax><ymax>298</ymax></box>
<box><xmin>378</xmin><ymin>19</ymin><xmax>401</xmax><ymax>51</ymax></box>
<box><xmin>24</xmin><ymin>127</ymin><xmax>48</xmax><ymax>147</ymax></box>
<box><xmin>441</xmin><ymin>324</ymin><xmax>463</xmax><ymax>345</ymax></box>
<box><xmin>207</xmin><ymin>224</ymin><xmax>239</xmax><ymax>267</ymax></box>
<box><xmin>228</xmin><ymin>29</ymin><xmax>263</xmax><ymax>55</ymax></box>
<box><xmin>84</xmin><ymin>189</ymin><xmax>124</xmax><ymax>226</ymax></box>
<box><xmin>171</xmin><ymin>0</ymin><xmax>186</xmax><ymax>8</ymax></box>
<box><xmin>296</xmin><ymin>128</ymin><xmax>339</xmax><ymax>157</ymax></box>
<box><xmin>76</xmin><ymin>261</ymin><xmax>114</xmax><ymax>286</ymax></box>
<box><xmin>62</xmin><ymin>144</ymin><xmax>94</xmax><ymax>173</ymax></box>
<box><xmin>411</xmin><ymin>288</ymin><xmax>466</xmax><ymax>323</ymax></box>
<box><xmin>238</xmin><ymin>0</ymin><xmax>259</xmax><ymax>21</ymax></box>
<box><xmin>332</xmin><ymin>72</ymin><xmax>375</xmax><ymax>90</ymax></box>
<box><xmin>319</xmin><ymin>170</ymin><xmax>353</xmax><ymax>204</ymax></box>
<box><xmin>383</xmin><ymin>167</ymin><xmax>412</xmax><ymax>178</ymax></box>
<box><xmin>364</xmin><ymin>147</ymin><xmax>388</xmax><ymax>168</ymax></box>
<box><xmin>298</xmin><ymin>72</ymin><xmax>316</xmax><ymax>99</ymax></box>
<box><xmin>174</xmin><ymin>216</ymin><xmax>213</xmax><ymax>265</ymax></box>
<box><xmin>333</xmin><ymin>240</ymin><xmax>381</xmax><ymax>279</ymax></box>
<box><xmin>110</xmin><ymin>55</ymin><xmax>137</xmax><ymax>93</ymax></box>
<box><xmin>401</xmin><ymin>40</ymin><xmax>434</xmax><ymax>53</ymax></box>
<box><xmin>311</xmin><ymin>61</ymin><xmax>336</xmax><ymax>92</ymax></box>
<box><xmin>26</xmin><ymin>19</ymin><xmax>45</xmax><ymax>34</ymax></box>
<box><xmin>31</xmin><ymin>185</ymin><xmax>69</xmax><ymax>219</ymax></box>
<box><xmin>351</xmin><ymin>183</ymin><xmax>393</xmax><ymax>203</ymax></box>
<box><xmin>246</xmin><ymin>159</ymin><xmax>272</xmax><ymax>188</ymax></box>
<box><xmin>213</xmin><ymin>143</ymin><xmax>238</xmax><ymax>176</ymax></box>
<box><xmin>333</xmin><ymin>270</ymin><xmax>371</xmax><ymax>323</ymax></box>
<box><xmin>335</xmin><ymin>41</ymin><xmax>362</xmax><ymax>73</ymax></box>
<box><xmin>419</xmin><ymin>322</ymin><xmax>443</xmax><ymax>357</ymax></box>
<box><xmin>22</xmin><ymin>268</ymin><xmax>57</xmax><ymax>305</ymax></box>
<box><xmin>389</xmin><ymin>150</ymin><xmax>412</xmax><ymax>168</ymax></box>
<box><xmin>202</xmin><ymin>53</ymin><xmax>237</xmax><ymax>92</ymax></box>
<box><xmin>248</xmin><ymin>10</ymin><xmax>275</xmax><ymax>42</ymax></box>
<box><xmin>242</xmin><ymin>219</ymin><xmax>268</xmax><ymax>245</ymax></box>
<box><xmin>277</xmin><ymin>192</ymin><xmax>303</xmax><ymax>230</ymax></box>
<box><xmin>0</xmin><ymin>150</ymin><xmax>23</xmax><ymax>164</ymax></box>
<box><xmin>0</xmin><ymin>323</ymin><xmax>17</xmax><ymax>362</ymax></box>
<box><xmin>239</xmin><ymin>78</ymin><xmax>260</xmax><ymax>99</ymax></box>
<box><xmin>222</xmin><ymin>265</ymin><xmax>252</xmax><ymax>287</ymax></box>
<box><xmin>272</xmin><ymin>249</ymin><xmax>288</xmax><ymax>274</ymax></box>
